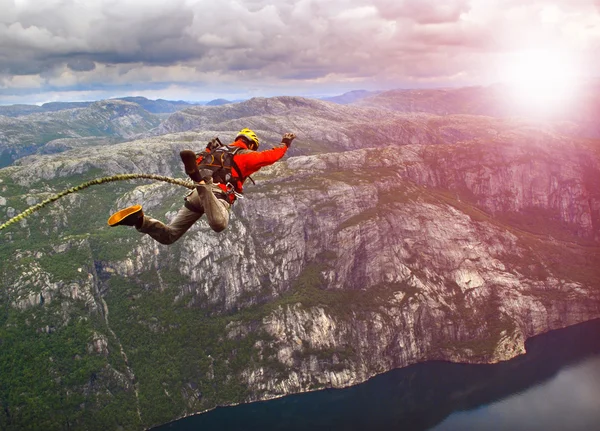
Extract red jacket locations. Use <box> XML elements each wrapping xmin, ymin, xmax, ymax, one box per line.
<box><xmin>217</xmin><ymin>138</ymin><xmax>288</xmax><ymax>197</ymax></box>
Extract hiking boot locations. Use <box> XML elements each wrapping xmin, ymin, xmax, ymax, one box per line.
<box><xmin>108</xmin><ymin>205</ymin><xmax>144</xmax><ymax>228</ymax></box>
<box><xmin>180</xmin><ymin>150</ymin><xmax>204</xmax><ymax>182</ymax></box>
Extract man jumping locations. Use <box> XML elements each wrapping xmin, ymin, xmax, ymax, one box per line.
<box><xmin>108</xmin><ymin>128</ymin><xmax>296</xmax><ymax>244</ymax></box>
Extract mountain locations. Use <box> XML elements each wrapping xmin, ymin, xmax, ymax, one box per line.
<box><xmin>353</xmin><ymin>83</ymin><xmax>600</xmax><ymax>138</ymax></box>
<box><xmin>115</xmin><ymin>97</ymin><xmax>197</xmax><ymax>113</ymax></box>
<box><xmin>0</xmin><ymin>97</ymin><xmax>197</xmax><ymax>118</ymax></box>
<box><xmin>354</xmin><ymin>85</ymin><xmax>506</xmax><ymax>115</ymax></box>
<box><xmin>205</xmin><ymin>98</ymin><xmax>233</xmax><ymax>106</ymax></box>
<box><xmin>41</xmin><ymin>101</ymin><xmax>94</xmax><ymax>111</ymax></box>
<box><xmin>0</xmin><ymin>94</ymin><xmax>599</xmax><ymax>430</ymax></box>
<box><xmin>0</xmin><ymin>100</ymin><xmax>161</xmax><ymax>168</ymax></box>
<box><xmin>321</xmin><ymin>89</ymin><xmax>382</xmax><ymax>104</ymax></box>
<box><xmin>0</xmin><ymin>104</ymin><xmax>46</xmax><ymax>117</ymax></box>
<box><xmin>155</xmin><ymin>95</ymin><xmax>445</xmax><ymax>154</ymax></box>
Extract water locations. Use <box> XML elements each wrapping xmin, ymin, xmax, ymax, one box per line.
<box><xmin>432</xmin><ymin>356</ymin><xmax>600</xmax><ymax>431</ymax></box>
<box><xmin>154</xmin><ymin>319</ymin><xmax>600</xmax><ymax>431</ymax></box>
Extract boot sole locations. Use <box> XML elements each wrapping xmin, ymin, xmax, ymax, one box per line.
<box><xmin>108</xmin><ymin>204</ymin><xmax>143</xmax><ymax>227</ymax></box>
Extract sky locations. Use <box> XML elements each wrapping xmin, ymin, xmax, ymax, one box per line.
<box><xmin>1</xmin><ymin>0</ymin><xmax>599</xmax><ymax>105</ymax></box>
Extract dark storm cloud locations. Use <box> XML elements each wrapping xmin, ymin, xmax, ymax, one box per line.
<box><xmin>0</xmin><ymin>0</ymin><xmax>203</xmax><ymax>74</ymax></box>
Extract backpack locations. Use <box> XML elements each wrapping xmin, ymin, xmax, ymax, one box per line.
<box><xmin>195</xmin><ymin>137</ymin><xmax>254</xmax><ymax>191</ymax></box>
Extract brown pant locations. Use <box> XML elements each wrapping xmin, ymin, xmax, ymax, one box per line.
<box><xmin>137</xmin><ymin>183</ymin><xmax>231</xmax><ymax>245</ymax></box>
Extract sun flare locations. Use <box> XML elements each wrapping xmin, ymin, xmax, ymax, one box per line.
<box><xmin>499</xmin><ymin>50</ymin><xmax>579</xmax><ymax>113</ymax></box>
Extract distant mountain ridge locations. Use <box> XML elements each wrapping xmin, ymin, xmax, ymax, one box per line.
<box><xmin>321</xmin><ymin>89</ymin><xmax>382</xmax><ymax>104</ymax></box>
<box><xmin>155</xmin><ymin>94</ymin><xmax>428</xmax><ymax>150</ymax></box>
<box><xmin>205</xmin><ymin>98</ymin><xmax>234</xmax><ymax>106</ymax></box>
<box><xmin>3</xmin><ymin>84</ymin><xmax>599</xmax><ymax>170</ymax></box>
<box><xmin>115</xmin><ymin>97</ymin><xmax>198</xmax><ymax>113</ymax></box>
<box><xmin>354</xmin><ymin>86</ymin><xmax>499</xmax><ymax>114</ymax></box>
<box><xmin>353</xmin><ymin>83</ymin><xmax>600</xmax><ymax>138</ymax></box>
<box><xmin>39</xmin><ymin>101</ymin><xmax>94</xmax><ymax>111</ymax></box>
<box><xmin>0</xmin><ymin>96</ymin><xmax>199</xmax><ymax>117</ymax></box>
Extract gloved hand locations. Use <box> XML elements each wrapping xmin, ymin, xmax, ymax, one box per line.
<box><xmin>281</xmin><ymin>132</ymin><xmax>296</xmax><ymax>147</ymax></box>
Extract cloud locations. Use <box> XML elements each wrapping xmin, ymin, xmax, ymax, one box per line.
<box><xmin>374</xmin><ymin>0</ymin><xmax>471</xmax><ymax>24</ymax></box>
<box><xmin>1</xmin><ymin>0</ymin><xmax>201</xmax><ymax>70</ymax></box>
<box><xmin>1</xmin><ymin>0</ymin><xmax>600</xmax><ymax>104</ymax></box>
<box><xmin>66</xmin><ymin>59</ymin><xmax>96</xmax><ymax>72</ymax></box>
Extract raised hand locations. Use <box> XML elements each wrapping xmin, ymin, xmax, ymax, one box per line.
<box><xmin>281</xmin><ymin>132</ymin><xmax>296</xmax><ymax>147</ymax></box>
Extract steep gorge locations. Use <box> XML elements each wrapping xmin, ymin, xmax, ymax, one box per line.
<box><xmin>0</xmin><ymin>96</ymin><xmax>599</xmax><ymax>430</ymax></box>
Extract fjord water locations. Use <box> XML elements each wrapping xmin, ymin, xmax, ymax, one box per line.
<box><xmin>154</xmin><ymin>319</ymin><xmax>600</xmax><ymax>431</ymax></box>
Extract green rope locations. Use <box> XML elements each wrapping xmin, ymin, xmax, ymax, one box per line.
<box><xmin>0</xmin><ymin>173</ymin><xmax>195</xmax><ymax>231</ymax></box>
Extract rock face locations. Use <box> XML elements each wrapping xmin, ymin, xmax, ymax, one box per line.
<box><xmin>0</xmin><ymin>94</ymin><xmax>599</xmax><ymax>430</ymax></box>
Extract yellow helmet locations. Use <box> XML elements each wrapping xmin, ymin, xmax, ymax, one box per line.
<box><xmin>235</xmin><ymin>128</ymin><xmax>259</xmax><ymax>150</ymax></box>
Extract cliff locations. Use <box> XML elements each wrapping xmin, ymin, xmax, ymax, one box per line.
<box><xmin>0</xmin><ymin>96</ymin><xmax>599</xmax><ymax>430</ymax></box>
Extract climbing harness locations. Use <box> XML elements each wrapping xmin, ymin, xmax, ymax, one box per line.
<box><xmin>195</xmin><ymin>137</ymin><xmax>255</xmax><ymax>203</ymax></box>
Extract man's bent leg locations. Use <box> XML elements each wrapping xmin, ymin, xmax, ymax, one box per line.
<box><xmin>138</xmin><ymin>204</ymin><xmax>202</xmax><ymax>245</ymax></box>
<box><xmin>191</xmin><ymin>185</ymin><xmax>231</xmax><ymax>232</ymax></box>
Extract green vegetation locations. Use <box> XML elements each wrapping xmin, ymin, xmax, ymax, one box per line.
<box><xmin>0</xmin><ymin>304</ymin><xmax>140</xmax><ymax>430</ymax></box>
<box><xmin>0</xmin><ymin>171</ymin><xmax>189</xmax><ymax>429</ymax></box>
<box><xmin>102</xmin><ymin>276</ymin><xmax>263</xmax><ymax>427</ymax></box>
<box><xmin>0</xmin><ymin>173</ymin><xmax>29</xmax><ymax>198</ymax></box>
<box><xmin>36</xmin><ymin>246</ymin><xmax>91</xmax><ymax>282</ymax></box>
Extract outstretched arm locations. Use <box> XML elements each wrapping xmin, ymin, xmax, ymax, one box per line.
<box><xmin>236</xmin><ymin>132</ymin><xmax>296</xmax><ymax>176</ymax></box>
